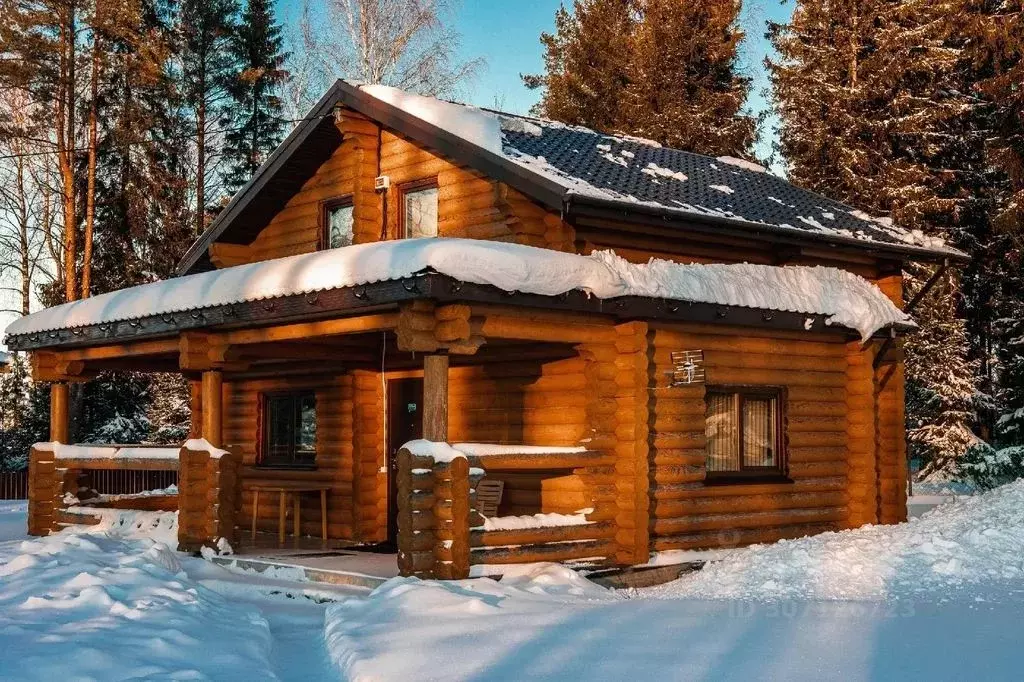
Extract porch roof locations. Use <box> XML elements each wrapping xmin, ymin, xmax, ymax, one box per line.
<box><xmin>4</xmin><ymin>239</ymin><xmax>913</xmax><ymax>351</ymax></box>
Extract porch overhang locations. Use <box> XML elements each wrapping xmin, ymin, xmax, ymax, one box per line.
<box><xmin>5</xmin><ymin>270</ymin><xmax>910</xmax><ymax>354</ymax></box>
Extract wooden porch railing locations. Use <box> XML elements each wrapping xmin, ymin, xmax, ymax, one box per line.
<box><xmin>27</xmin><ymin>441</ymin><xmax>240</xmax><ymax>553</ymax></box>
<box><xmin>395</xmin><ymin>444</ymin><xmax>617</xmax><ymax>580</ymax></box>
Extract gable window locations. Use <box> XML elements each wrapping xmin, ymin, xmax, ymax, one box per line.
<box><xmin>260</xmin><ymin>391</ymin><xmax>317</xmax><ymax>468</ymax></box>
<box><xmin>323</xmin><ymin>197</ymin><xmax>354</xmax><ymax>249</ymax></box>
<box><xmin>400</xmin><ymin>179</ymin><xmax>439</xmax><ymax>238</ymax></box>
<box><xmin>705</xmin><ymin>387</ymin><xmax>785</xmax><ymax>478</ymax></box>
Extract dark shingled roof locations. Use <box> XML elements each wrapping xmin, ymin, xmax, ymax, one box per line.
<box><xmin>496</xmin><ymin>114</ymin><xmax>939</xmax><ymax>252</ymax></box>
<box><xmin>176</xmin><ymin>81</ymin><xmax>964</xmax><ymax>274</ymax></box>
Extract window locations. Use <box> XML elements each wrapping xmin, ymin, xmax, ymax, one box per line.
<box><xmin>400</xmin><ymin>179</ymin><xmax>439</xmax><ymax>238</ymax></box>
<box><xmin>323</xmin><ymin>197</ymin><xmax>354</xmax><ymax>249</ymax></box>
<box><xmin>705</xmin><ymin>387</ymin><xmax>785</xmax><ymax>478</ymax></box>
<box><xmin>260</xmin><ymin>391</ymin><xmax>317</xmax><ymax>468</ymax></box>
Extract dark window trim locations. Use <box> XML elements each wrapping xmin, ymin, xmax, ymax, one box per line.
<box><xmin>398</xmin><ymin>177</ymin><xmax>439</xmax><ymax>239</ymax></box>
<box><xmin>256</xmin><ymin>389</ymin><xmax>318</xmax><ymax>470</ymax></box>
<box><xmin>705</xmin><ymin>384</ymin><xmax>789</xmax><ymax>482</ymax></box>
<box><xmin>319</xmin><ymin>194</ymin><xmax>355</xmax><ymax>250</ymax></box>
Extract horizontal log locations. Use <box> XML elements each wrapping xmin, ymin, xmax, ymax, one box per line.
<box><xmin>470</xmin><ymin>539</ymin><xmax>615</xmax><ymax>565</ymax></box>
<box><xmin>651</xmin><ymin>476</ymin><xmax>845</xmax><ymax>500</ymax></box>
<box><xmin>651</xmin><ymin>491</ymin><xmax>847</xmax><ymax>518</ymax></box>
<box><xmin>470</xmin><ymin>521</ymin><xmax>615</xmax><ymax>547</ymax></box>
<box><xmin>652</xmin><ymin>522</ymin><xmax>840</xmax><ymax>551</ymax></box>
<box><xmin>652</xmin><ymin>507</ymin><xmax>846</xmax><ymax>535</ymax></box>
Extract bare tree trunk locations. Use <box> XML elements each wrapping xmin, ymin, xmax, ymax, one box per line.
<box><xmin>56</xmin><ymin>2</ymin><xmax>79</xmax><ymax>304</ymax></box>
<box><xmin>16</xmin><ymin>157</ymin><xmax>31</xmax><ymax>316</ymax></box>
<box><xmin>196</xmin><ymin>88</ymin><xmax>206</xmax><ymax>235</ymax></box>
<box><xmin>82</xmin><ymin>33</ymin><xmax>100</xmax><ymax>299</ymax></box>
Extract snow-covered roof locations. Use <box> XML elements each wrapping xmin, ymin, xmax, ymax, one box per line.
<box><xmin>6</xmin><ymin>239</ymin><xmax>911</xmax><ymax>343</ymax></box>
<box><xmin>357</xmin><ymin>84</ymin><xmax>957</xmax><ymax>255</ymax></box>
<box><xmin>176</xmin><ymin>81</ymin><xmax>964</xmax><ymax>275</ymax></box>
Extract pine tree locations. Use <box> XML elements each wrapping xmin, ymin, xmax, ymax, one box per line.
<box><xmin>770</xmin><ymin>0</ymin><xmax>990</xmax><ymax>474</ymax></box>
<box><xmin>963</xmin><ymin>0</ymin><xmax>1024</xmax><ymax>445</ymax></box>
<box><xmin>523</xmin><ymin>0</ymin><xmax>637</xmax><ymax>132</ymax></box>
<box><xmin>179</xmin><ymin>0</ymin><xmax>239</xmax><ymax>233</ymax></box>
<box><xmin>623</xmin><ymin>0</ymin><xmax>755</xmax><ymax>156</ymax></box>
<box><xmin>905</xmin><ymin>269</ymin><xmax>981</xmax><ymax>475</ymax></box>
<box><xmin>91</xmin><ymin>0</ymin><xmax>191</xmax><ymax>293</ymax></box>
<box><xmin>524</xmin><ymin>0</ymin><xmax>755</xmax><ymax>155</ymax></box>
<box><xmin>222</xmin><ymin>0</ymin><xmax>288</xmax><ymax>194</ymax></box>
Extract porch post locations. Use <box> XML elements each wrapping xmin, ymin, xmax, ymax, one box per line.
<box><xmin>201</xmin><ymin>370</ymin><xmax>223</xmax><ymax>447</ymax></box>
<box><xmin>50</xmin><ymin>381</ymin><xmax>69</xmax><ymax>443</ymax></box>
<box><xmin>422</xmin><ymin>353</ymin><xmax>449</xmax><ymax>442</ymax></box>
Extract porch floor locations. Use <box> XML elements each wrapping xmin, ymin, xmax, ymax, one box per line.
<box><xmin>219</xmin><ymin>532</ymin><xmax>399</xmax><ymax>588</ymax></box>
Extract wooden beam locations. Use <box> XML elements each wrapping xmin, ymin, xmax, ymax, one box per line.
<box><xmin>50</xmin><ymin>382</ymin><xmax>69</xmax><ymax>443</ymax></box>
<box><xmin>221</xmin><ymin>313</ymin><xmax>399</xmax><ymax>345</ymax></box>
<box><xmin>59</xmin><ymin>337</ymin><xmax>179</xmax><ymax>361</ymax></box>
<box><xmin>201</xmin><ymin>370</ymin><xmax>223</xmax><ymax>447</ymax></box>
<box><xmin>423</xmin><ymin>353</ymin><xmax>449</xmax><ymax>441</ymax></box>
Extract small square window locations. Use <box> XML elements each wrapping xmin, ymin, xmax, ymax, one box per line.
<box><xmin>401</xmin><ymin>181</ymin><xmax>438</xmax><ymax>239</ymax></box>
<box><xmin>705</xmin><ymin>388</ymin><xmax>785</xmax><ymax>478</ymax></box>
<box><xmin>323</xmin><ymin>198</ymin><xmax>354</xmax><ymax>249</ymax></box>
<box><xmin>260</xmin><ymin>391</ymin><xmax>317</xmax><ymax>468</ymax></box>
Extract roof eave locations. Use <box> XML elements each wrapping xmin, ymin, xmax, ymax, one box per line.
<box><xmin>564</xmin><ymin>193</ymin><xmax>969</xmax><ymax>266</ymax></box>
<box><xmin>5</xmin><ymin>272</ymin><xmax>897</xmax><ymax>352</ymax></box>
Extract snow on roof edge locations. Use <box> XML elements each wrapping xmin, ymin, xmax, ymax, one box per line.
<box><xmin>6</xmin><ymin>238</ymin><xmax>912</xmax><ymax>342</ymax></box>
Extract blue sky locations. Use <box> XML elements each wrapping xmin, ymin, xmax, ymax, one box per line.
<box><xmin>281</xmin><ymin>1</ymin><xmax>795</xmax><ymax>156</ymax></box>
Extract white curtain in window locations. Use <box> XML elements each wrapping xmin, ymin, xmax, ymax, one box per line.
<box><xmin>742</xmin><ymin>397</ymin><xmax>775</xmax><ymax>467</ymax></box>
<box><xmin>404</xmin><ymin>187</ymin><xmax>439</xmax><ymax>238</ymax></box>
<box><xmin>706</xmin><ymin>393</ymin><xmax>739</xmax><ymax>471</ymax></box>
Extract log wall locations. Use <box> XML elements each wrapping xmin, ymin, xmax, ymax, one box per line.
<box><xmin>648</xmin><ymin>324</ymin><xmax>853</xmax><ymax>551</ymax></box>
<box><xmin>445</xmin><ymin>356</ymin><xmax>589</xmax><ymax>518</ymax></box>
<box><xmin>222</xmin><ymin>374</ymin><xmax>362</xmax><ymax>540</ymax></box>
<box><xmin>215</xmin><ymin>108</ymin><xmax>575</xmax><ymax>267</ymax></box>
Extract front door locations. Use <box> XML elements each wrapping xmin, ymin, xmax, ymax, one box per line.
<box><xmin>387</xmin><ymin>378</ymin><xmax>423</xmax><ymax>545</ymax></box>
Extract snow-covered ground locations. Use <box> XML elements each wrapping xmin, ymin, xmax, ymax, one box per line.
<box><xmin>0</xmin><ymin>503</ymin><xmax>350</xmax><ymax>681</ymax></box>
<box><xmin>3</xmin><ymin>481</ymin><xmax>1024</xmax><ymax>680</ymax></box>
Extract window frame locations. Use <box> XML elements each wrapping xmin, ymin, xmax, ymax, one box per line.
<box><xmin>257</xmin><ymin>390</ymin><xmax>318</xmax><ymax>470</ymax></box>
<box><xmin>704</xmin><ymin>385</ymin><xmax>789</xmax><ymax>483</ymax></box>
<box><xmin>320</xmin><ymin>195</ymin><xmax>355</xmax><ymax>251</ymax></box>
<box><xmin>398</xmin><ymin>177</ymin><xmax>439</xmax><ymax>239</ymax></box>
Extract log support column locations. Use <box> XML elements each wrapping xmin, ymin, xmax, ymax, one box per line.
<box><xmin>423</xmin><ymin>353</ymin><xmax>449</xmax><ymax>442</ymax></box>
<box><xmin>50</xmin><ymin>382</ymin><xmax>69</xmax><ymax>443</ymax></box>
<box><xmin>201</xmin><ymin>370</ymin><xmax>223</xmax><ymax>447</ymax></box>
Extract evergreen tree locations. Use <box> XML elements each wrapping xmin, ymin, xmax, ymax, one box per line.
<box><xmin>91</xmin><ymin>0</ymin><xmax>192</xmax><ymax>292</ymax></box>
<box><xmin>905</xmin><ymin>269</ymin><xmax>982</xmax><ymax>475</ymax></box>
<box><xmin>179</xmin><ymin>0</ymin><xmax>239</xmax><ymax>233</ymax></box>
<box><xmin>523</xmin><ymin>0</ymin><xmax>637</xmax><ymax>132</ymax></box>
<box><xmin>525</xmin><ymin>0</ymin><xmax>754</xmax><ymax>155</ymax></box>
<box><xmin>623</xmin><ymin>0</ymin><xmax>755</xmax><ymax>156</ymax></box>
<box><xmin>222</xmin><ymin>0</ymin><xmax>288</xmax><ymax>194</ymax></box>
<box><xmin>769</xmin><ymin>0</ymin><xmax>990</xmax><ymax>474</ymax></box>
<box><xmin>0</xmin><ymin>353</ymin><xmax>29</xmax><ymax>431</ymax></box>
<box><xmin>963</xmin><ymin>0</ymin><xmax>1024</xmax><ymax>445</ymax></box>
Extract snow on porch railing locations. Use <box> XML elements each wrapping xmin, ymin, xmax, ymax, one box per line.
<box><xmin>27</xmin><ymin>439</ymin><xmax>240</xmax><ymax>553</ymax></box>
<box><xmin>395</xmin><ymin>441</ymin><xmax>617</xmax><ymax>580</ymax></box>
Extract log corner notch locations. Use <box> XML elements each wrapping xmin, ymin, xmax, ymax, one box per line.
<box><xmin>395</xmin><ymin>447</ymin><xmax>474</xmax><ymax>580</ymax></box>
<box><xmin>580</xmin><ymin>321</ymin><xmax>652</xmax><ymax>567</ymax></box>
<box><xmin>396</xmin><ymin>301</ymin><xmax>484</xmax><ymax>355</ymax></box>
<box><xmin>27</xmin><ymin>444</ymin><xmax>59</xmax><ymax>536</ymax></box>
<box><xmin>177</xmin><ymin>444</ymin><xmax>242</xmax><ymax>554</ymax></box>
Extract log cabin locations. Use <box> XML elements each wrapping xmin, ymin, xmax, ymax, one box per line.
<box><xmin>8</xmin><ymin>80</ymin><xmax>966</xmax><ymax>579</ymax></box>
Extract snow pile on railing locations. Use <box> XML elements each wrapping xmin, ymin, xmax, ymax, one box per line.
<box><xmin>36</xmin><ymin>442</ymin><xmax>181</xmax><ymax>460</ymax></box>
<box><xmin>478</xmin><ymin>509</ymin><xmax>594</xmax><ymax>532</ymax></box>
<box><xmin>404</xmin><ymin>439</ymin><xmax>587</xmax><ymax>463</ymax></box>
<box><xmin>6</xmin><ymin>239</ymin><xmax>910</xmax><ymax>342</ymax></box>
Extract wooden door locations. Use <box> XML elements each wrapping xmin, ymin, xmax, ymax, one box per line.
<box><xmin>387</xmin><ymin>378</ymin><xmax>423</xmax><ymax>545</ymax></box>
